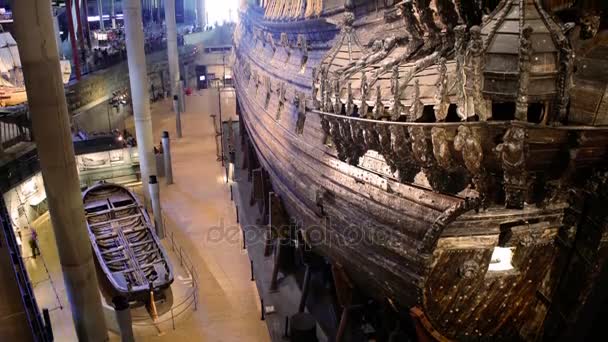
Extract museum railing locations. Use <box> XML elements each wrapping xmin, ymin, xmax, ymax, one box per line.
<box><xmin>129</xmin><ymin>210</ymin><xmax>199</xmax><ymax>331</ymax></box>
<box><xmin>0</xmin><ymin>105</ymin><xmax>32</xmax><ymax>152</ymax></box>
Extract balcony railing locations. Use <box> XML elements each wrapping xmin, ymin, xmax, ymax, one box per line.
<box><xmin>0</xmin><ymin>106</ymin><xmax>32</xmax><ymax>153</ymax></box>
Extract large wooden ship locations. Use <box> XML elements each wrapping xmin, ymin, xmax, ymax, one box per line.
<box><xmin>82</xmin><ymin>183</ymin><xmax>173</xmax><ymax>300</ymax></box>
<box><xmin>234</xmin><ymin>0</ymin><xmax>608</xmax><ymax>340</ymax></box>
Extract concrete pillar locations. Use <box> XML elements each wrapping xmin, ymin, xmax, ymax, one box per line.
<box><xmin>111</xmin><ymin>0</ymin><xmax>117</xmax><ymax>28</ymax></box>
<box><xmin>12</xmin><ymin>1</ymin><xmax>108</xmax><ymax>341</ymax></box>
<box><xmin>164</xmin><ymin>0</ymin><xmax>181</xmax><ymax>114</ymax></box>
<box><xmin>112</xmin><ymin>297</ymin><xmax>134</xmax><ymax>342</ymax></box>
<box><xmin>161</xmin><ymin>131</ymin><xmax>173</xmax><ymax>185</ymax></box>
<box><xmin>173</xmin><ymin>95</ymin><xmax>183</xmax><ymax>138</ymax></box>
<box><xmin>98</xmin><ymin>0</ymin><xmax>105</xmax><ymax>30</ymax></box>
<box><xmin>197</xmin><ymin>0</ymin><xmax>206</xmax><ymax>29</ymax></box>
<box><xmin>148</xmin><ymin>176</ymin><xmax>165</xmax><ymax>239</ymax></box>
<box><xmin>124</xmin><ymin>0</ymin><xmax>157</xmax><ymax>205</ymax></box>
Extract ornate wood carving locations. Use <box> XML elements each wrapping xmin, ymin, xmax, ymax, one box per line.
<box><xmin>329</xmin><ymin>117</ymin><xmax>347</xmax><ymax>160</ymax></box>
<box><xmin>391</xmin><ymin>66</ymin><xmax>402</xmax><ymax>120</ymax></box>
<box><xmin>458</xmin><ymin>260</ymin><xmax>480</xmax><ymax>279</ymax></box>
<box><xmin>465</xmin><ymin>26</ymin><xmax>489</xmax><ymax>121</ymax></box>
<box><xmin>311</xmin><ymin>67</ymin><xmax>320</xmax><ymax>110</ymax></box>
<box><xmin>265</xmin><ymin>32</ymin><xmax>277</xmax><ymax>55</ymax></box>
<box><xmin>319</xmin><ymin>65</ymin><xmax>328</xmax><ymax>110</ymax></box>
<box><xmin>320</xmin><ymin>114</ymin><xmax>331</xmax><ymax>145</ymax></box>
<box><xmin>332</xmin><ymin>78</ymin><xmax>342</xmax><ymax>115</ymax></box>
<box><xmin>264</xmin><ymin>75</ymin><xmax>272</xmax><ymax>109</ymax></box>
<box><xmin>280</xmin><ymin>32</ymin><xmax>289</xmax><ymax>48</ymax></box>
<box><xmin>363</xmin><ymin>121</ymin><xmax>381</xmax><ymax>152</ymax></box>
<box><xmin>454</xmin><ymin>25</ymin><xmax>468</xmax><ymax>121</ymax></box>
<box><xmin>360</xmin><ymin>71</ymin><xmax>369</xmax><ymax>117</ymax></box>
<box><xmin>495</xmin><ymin>127</ymin><xmax>528</xmax><ymax>209</ymax></box>
<box><xmin>243</xmin><ymin>61</ymin><xmax>252</xmax><ymax>82</ymax></box>
<box><xmin>516</xmin><ymin>25</ymin><xmax>534</xmax><ymax>121</ymax></box>
<box><xmin>294</xmin><ymin>92</ymin><xmax>307</xmax><ymax>135</ymax></box>
<box><xmin>373</xmin><ymin>85</ymin><xmax>385</xmax><ymax>119</ymax></box>
<box><xmin>434</xmin><ymin>58</ymin><xmax>450</xmax><ymax>122</ymax></box>
<box><xmin>398</xmin><ymin>0</ymin><xmax>423</xmax><ymax>45</ymax></box>
<box><xmin>338</xmin><ymin>37</ymin><xmax>396</xmax><ymax>78</ymax></box>
<box><xmin>276</xmin><ymin>82</ymin><xmax>287</xmax><ymax>120</ymax></box>
<box><xmin>297</xmin><ymin>34</ymin><xmax>308</xmax><ymax>67</ymax></box>
<box><xmin>554</xmin><ymin>36</ymin><xmax>573</xmax><ymax>124</ymax></box>
<box><xmin>377</xmin><ymin>124</ymin><xmax>394</xmax><ymax>167</ymax></box>
<box><xmin>431</xmin><ymin>127</ymin><xmax>453</xmax><ymax>169</ymax></box>
<box><xmin>338</xmin><ymin>119</ymin><xmax>363</xmax><ymax>165</ymax></box>
<box><xmin>384</xmin><ymin>6</ymin><xmax>401</xmax><ymax>23</ymax></box>
<box><xmin>436</xmin><ymin>0</ymin><xmax>460</xmax><ymax>32</ymax></box>
<box><xmin>407</xmin><ymin>126</ymin><xmax>460</xmax><ymax>192</ymax></box>
<box><xmin>345</xmin><ymin>82</ymin><xmax>354</xmax><ymax>116</ymax></box>
<box><xmin>409</xmin><ymin>79</ymin><xmax>424</xmax><ymax>121</ymax></box>
<box><xmin>390</xmin><ymin>125</ymin><xmax>419</xmax><ymax>183</ymax></box>
<box><xmin>323</xmin><ymin>88</ymin><xmax>333</xmax><ymax>113</ymax></box>
<box><xmin>253</xmin><ymin>27</ymin><xmax>263</xmax><ymax>46</ymax></box>
<box><xmin>454</xmin><ymin>125</ymin><xmax>489</xmax><ymax>205</ymax></box>
<box><xmin>252</xmin><ymin>70</ymin><xmax>260</xmax><ymax>94</ymax></box>
<box><xmin>408</xmin><ymin>126</ymin><xmax>431</xmax><ymax>166</ymax></box>
<box><xmin>416</xmin><ymin>0</ymin><xmax>441</xmax><ymax>42</ymax></box>
<box><xmin>349</xmin><ymin>120</ymin><xmax>368</xmax><ymax>165</ymax></box>
<box><xmin>419</xmin><ymin>197</ymin><xmax>481</xmax><ymax>255</ymax></box>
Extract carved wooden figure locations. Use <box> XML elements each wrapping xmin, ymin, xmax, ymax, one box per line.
<box><xmin>516</xmin><ymin>25</ymin><xmax>534</xmax><ymax>121</ymax></box>
<box><xmin>372</xmin><ymin>85</ymin><xmax>384</xmax><ymax>119</ymax></box>
<box><xmin>434</xmin><ymin>58</ymin><xmax>450</xmax><ymax>121</ymax></box>
<box><xmin>391</xmin><ymin>65</ymin><xmax>401</xmax><ymax>120</ymax></box>
<box><xmin>234</xmin><ymin>3</ymin><xmax>608</xmax><ymax>339</ymax></box>
<box><xmin>495</xmin><ymin>127</ymin><xmax>528</xmax><ymax>209</ymax></box>
<box><xmin>360</xmin><ymin>71</ymin><xmax>369</xmax><ymax>117</ymax></box>
<box><xmin>409</xmin><ymin>79</ymin><xmax>424</xmax><ymax>121</ymax></box>
<box><xmin>465</xmin><ymin>26</ymin><xmax>489</xmax><ymax>121</ymax></box>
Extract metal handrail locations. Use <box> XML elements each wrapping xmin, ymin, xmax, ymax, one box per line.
<box><xmin>129</xmin><ymin>211</ymin><xmax>198</xmax><ymax>331</ymax></box>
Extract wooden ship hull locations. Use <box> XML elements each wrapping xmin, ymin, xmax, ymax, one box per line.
<box><xmin>82</xmin><ymin>183</ymin><xmax>173</xmax><ymax>300</ymax></box>
<box><xmin>234</xmin><ymin>1</ymin><xmax>608</xmax><ymax>340</ymax></box>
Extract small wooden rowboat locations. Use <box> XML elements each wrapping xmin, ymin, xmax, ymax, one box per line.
<box><xmin>82</xmin><ymin>182</ymin><xmax>173</xmax><ymax>299</ymax></box>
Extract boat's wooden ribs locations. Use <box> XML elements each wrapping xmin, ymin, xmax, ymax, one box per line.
<box><xmin>83</xmin><ymin>184</ymin><xmax>173</xmax><ymax>297</ymax></box>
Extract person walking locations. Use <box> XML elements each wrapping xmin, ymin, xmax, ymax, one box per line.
<box><xmin>29</xmin><ymin>228</ymin><xmax>40</xmax><ymax>259</ymax></box>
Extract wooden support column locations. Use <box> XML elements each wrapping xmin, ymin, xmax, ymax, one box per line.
<box><xmin>332</xmin><ymin>264</ymin><xmax>355</xmax><ymax>342</ymax></box>
<box><xmin>269</xmin><ymin>192</ymin><xmax>291</xmax><ymax>289</ymax></box>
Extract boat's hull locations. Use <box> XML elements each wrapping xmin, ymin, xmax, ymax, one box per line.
<box><xmin>82</xmin><ymin>183</ymin><xmax>173</xmax><ymax>300</ymax></box>
<box><xmin>234</xmin><ymin>7</ymin><xmax>608</xmax><ymax>340</ymax></box>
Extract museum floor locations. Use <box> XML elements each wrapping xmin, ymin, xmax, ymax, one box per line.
<box><xmin>23</xmin><ymin>89</ymin><xmax>271</xmax><ymax>341</ymax></box>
